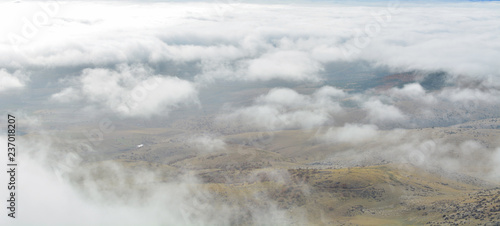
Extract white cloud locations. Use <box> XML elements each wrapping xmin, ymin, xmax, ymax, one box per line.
<box><xmin>256</xmin><ymin>88</ymin><xmax>308</xmax><ymax>107</ymax></box>
<box><xmin>438</xmin><ymin>87</ymin><xmax>500</xmax><ymax>104</ymax></box>
<box><xmin>0</xmin><ymin>69</ymin><xmax>27</xmax><ymax>92</ymax></box>
<box><xmin>321</xmin><ymin>124</ymin><xmax>379</xmax><ymax>144</ymax></box>
<box><xmin>222</xmin><ymin>86</ymin><xmax>345</xmax><ymax>130</ymax></box>
<box><xmin>363</xmin><ymin>99</ymin><xmax>406</xmax><ymax>124</ymax></box>
<box><xmin>388</xmin><ymin>83</ymin><xmax>437</xmax><ymax>105</ymax></box>
<box><xmin>51</xmin><ymin>65</ymin><xmax>199</xmax><ymax>118</ymax></box>
<box><xmin>245</xmin><ymin>50</ymin><xmax>323</xmax><ymax>81</ymax></box>
<box><xmin>492</xmin><ymin>148</ymin><xmax>500</xmax><ymax>181</ymax></box>
<box><xmin>189</xmin><ymin>134</ymin><xmax>226</xmax><ymax>153</ymax></box>
<box><xmin>2</xmin><ymin>2</ymin><xmax>499</xmax><ymax>85</ymax></box>
<box><xmin>51</xmin><ymin>87</ymin><xmax>81</xmax><ymax>103</ymax></box>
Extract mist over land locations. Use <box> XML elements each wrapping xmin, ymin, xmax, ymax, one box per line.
<box><xmin>1</xmin><ymin>0</ymin><xmax>500</xmax><ymax>225</ymax></box>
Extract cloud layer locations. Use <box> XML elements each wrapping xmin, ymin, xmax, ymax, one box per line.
<box><xmin>51</xmin><ymin>65</ymin><xmax>199</xmax><ymax>117</ymax></box>
<box><xmin>222</xmin><ymin>86</ymin><xmax>345</xmax><ymax>130</ymax></box>
<box><xmin>1</xmin><ymin>1</ymin><xmax>500</xmax><ymax>84</ymax></box>
<box><xmin>0</xmin><ymin>69</ymin><xmax>27</xmax><ymax>92</ymax></box>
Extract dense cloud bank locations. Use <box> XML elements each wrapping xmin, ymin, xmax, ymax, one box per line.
<box><xmin>1</xmin><ymin>1</ymin><xmax>498</xmax><ymax>119</ymax></box>
<box><xmin>1</xmin><ymin>1</ymin><xmax>500</xmax><ymax>78</ymax></box>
